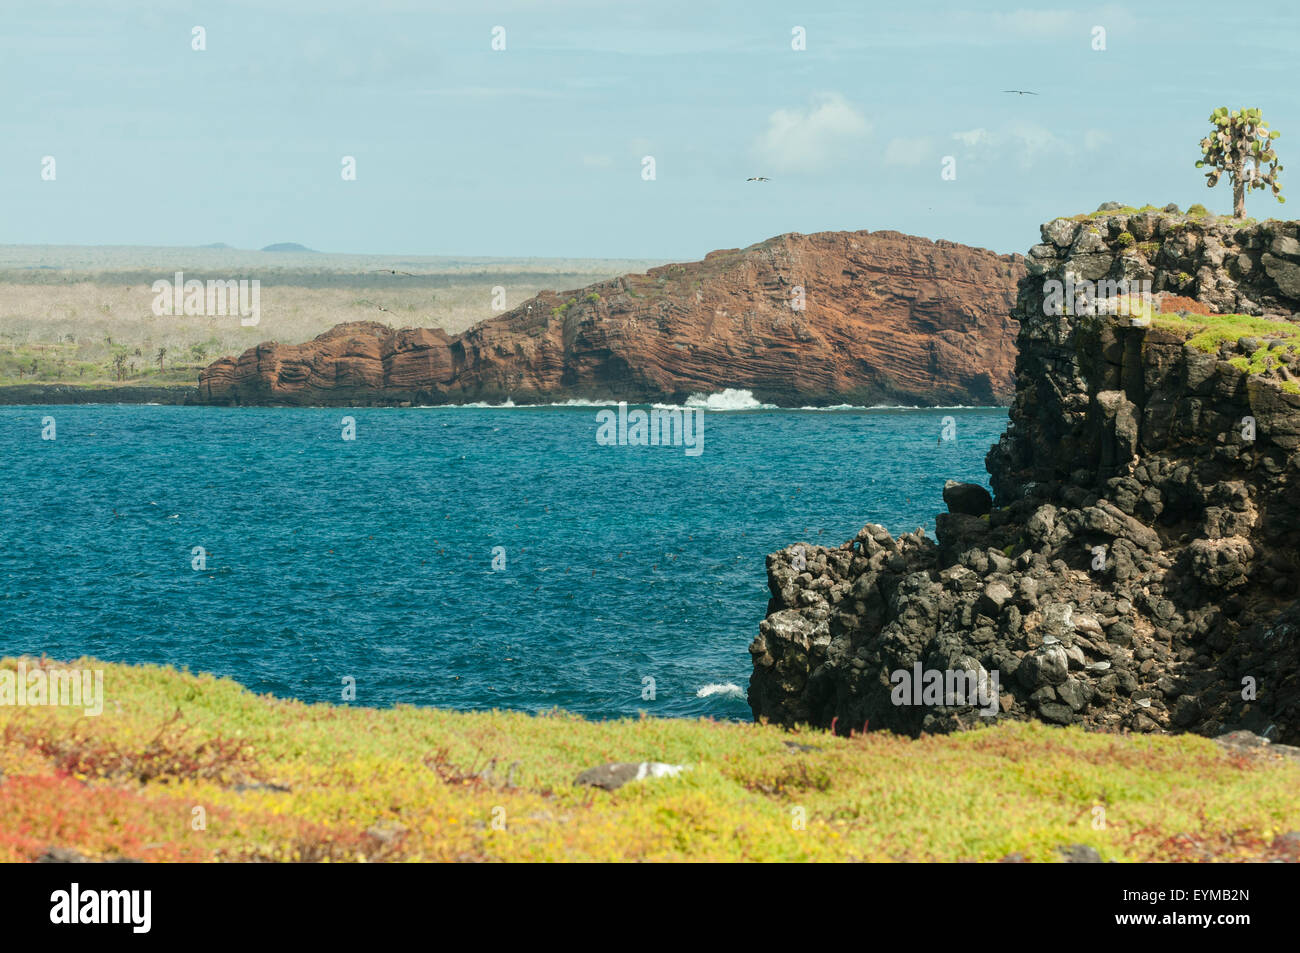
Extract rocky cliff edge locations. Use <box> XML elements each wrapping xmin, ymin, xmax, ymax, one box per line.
<box><xmin>749</xmin><ymin>207</ymin><xmax>1300</xmax><ymax>744</ymax></box>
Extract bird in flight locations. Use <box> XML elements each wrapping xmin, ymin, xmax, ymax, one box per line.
<box><xmin>1003</xmin><ymin>89</ymin><xmax>1038</xmax><ymax>95</ymax></box>
<box><xmin>746</xmin><ymin>176</ymin><xmax>771</xmax><ymax>182</ymax></box>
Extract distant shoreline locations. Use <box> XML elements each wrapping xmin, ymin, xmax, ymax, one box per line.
<box><xmin>0</xmin><ymin>384</ymin><xmax>197</xmax><ymax>405</ymax></box>
<box><xmin>0</xmin><ymin>383</ymin><xmax>1008</xmax><ymax>411</ymax></box>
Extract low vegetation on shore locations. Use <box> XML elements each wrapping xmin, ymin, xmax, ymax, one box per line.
<box><xmin>1092</xmin><ymin>292</ymin><xmax>1300</xmax><ymax>395</ymax></box>
<box><xmin>1142</xmin><ymin>307</ymin><xmax>1300</xmax><ymax>394</ymax></box>
<box><xmin>0</xmin><ymin>251</ymin><xmax>659</xmax><ymax>389</ymax></box>
<box><xmin>2</xmin><ymin>658</ymin><xmax>1298</xmax><ymax>862</ymax></box>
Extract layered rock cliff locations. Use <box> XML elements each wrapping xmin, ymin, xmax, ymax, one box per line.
<box><xmin>196</xmin><ymin>230</ymin><xmax>1023</xmax><ymax>406</ymax></box>
<box><xmin>749</xmin><ymin>207</ymin><xmax>1300</xmax><ymax>744</ymax></box>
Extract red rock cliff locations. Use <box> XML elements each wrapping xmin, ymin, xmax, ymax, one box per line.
<box><xmin>196</xmin><ymin>229</ymin><xmax>1024</xmax><ymax>406</ymax></box>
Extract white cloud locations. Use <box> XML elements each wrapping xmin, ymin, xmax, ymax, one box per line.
<box><xmin>882</xmin><ymin>136</ymin><xmax>936</xmax><ymax>166</ymax></box>
<box><xmin>991</xmin><ymin>9</ymin><xmax>1074</xmax><ymax>37</ymax></box>
<box><xmin>1084</xmin><ymin>129</ymin><xmax>1112</xmax><ymax>152</ymax></box>
<box><xmin>952</xmin><ymin>128</ymin><xmax>994</xmax><ymax>151</ymax></box>
<box><xmin>950</xmin><ymin>122</ymin><xmax>1068</xmax><ymax>168</ymax></box>
<box><xmin>1006</xmin><ymin>121</ymin><xmax>1066</xmax><ymax>165</ymax></box>
<box><xmin>752</xmin><ymin>93</ymin><xmax>871</xmax><ymax>173</ymax></box>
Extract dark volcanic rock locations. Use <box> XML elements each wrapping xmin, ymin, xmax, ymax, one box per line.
<box><xmin>37</xmin><ymin>846</ymin><xmax>141</xmax><ymax>863</ymax></box>
<box><xmin>1056</xmin><ymin>844</ymin><xmax>1104</xmax><ymax>863</ymax></box>
<box><xmin>943</xmin><ymin>480</ymin><xmax>993</xmax><ymax>516</ymax></box>
<box><xmin>37</xmin><ymin>846</ymin><xmax>90</xmax><ymax>863</ymax></box>
<box><xmin>750</xmin><ymin>211</ymin><xmax>1300</xmax><ymax>744</ymax></box>
<box><xmin>1215</xmin><ymin>729</ymin><xmax>1300</xmax><ymax>762</ymax></box>
<box><xmin>196</xmin><ymin>230</ymin><xmax>1024</xmax><ymax>407</ymax></box>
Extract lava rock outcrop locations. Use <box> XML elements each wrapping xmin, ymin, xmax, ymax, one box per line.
<box><xmin>750</xmin><ymin>209</ymin><xmax>1300</xmax><ymax>743</ymax></box>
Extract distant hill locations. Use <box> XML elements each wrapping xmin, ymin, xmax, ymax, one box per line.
<box><xmin>198</xmin><ymin>229</ymin><xmax>1025</xmax><ymax>408</ymax></box>
<box><xmin>261</xmin><ymin>243</ymin><xmax>317</xmax><ymax>253</ymax></box>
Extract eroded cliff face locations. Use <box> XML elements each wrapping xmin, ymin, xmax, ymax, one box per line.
<box><xmin>749</xmin><ymin>209</ymin><xmax>1300</xmax><ymax>744</ymax></box>
<box><xmin>196</xmin><ymin>230</ymin><xmax>1023</xmax><ymax>407</ymax></box>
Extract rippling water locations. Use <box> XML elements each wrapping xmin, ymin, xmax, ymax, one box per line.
<box><xmin>0</xmin><ymin>404</ymin><xmax>1006</xmax><ymax>719</ymax></box>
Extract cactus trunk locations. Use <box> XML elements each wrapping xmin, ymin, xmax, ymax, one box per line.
<box><xmin>1234</xmin><ymin>155</ymin><xmax>1247</xmax><ymax>218</ymax></box>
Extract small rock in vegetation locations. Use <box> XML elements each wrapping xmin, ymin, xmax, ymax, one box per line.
<box><xmin>575</xmin><ymin>762</ymin><xmax>686</xmax><ymax>791</ymax></box>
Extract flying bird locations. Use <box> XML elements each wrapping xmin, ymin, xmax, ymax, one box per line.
<box><xmin>746</xmin><ymin>176</ymin><xmax>771</xmax><ymax>182</ymax></box>
<box><xmin>1003</xmin><ymin>89</ymin><xmax>1038</xmax><ymax>96</ymax></box>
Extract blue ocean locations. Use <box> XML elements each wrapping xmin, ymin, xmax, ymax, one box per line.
<box><xmin>0</xmin><ymin>399</ymin><xmax>1006</xmax><ymax>720</ymax></box>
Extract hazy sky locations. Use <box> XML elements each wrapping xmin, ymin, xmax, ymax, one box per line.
<box><xmin>3</xmin><ymin>0</ymin><xmax>1296</xmax><ymax>258</ymax></box>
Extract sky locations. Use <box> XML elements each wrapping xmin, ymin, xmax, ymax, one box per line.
<box><xmin>2</xmin><ymin>0</ymin><xmax>1297</xmax><ymax>259</ymax></box>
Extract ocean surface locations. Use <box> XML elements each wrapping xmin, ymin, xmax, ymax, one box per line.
<box><xmin>0</xmin><ymin>397</ymin><xmax>1007</xmax><ymax>720</ymax></box>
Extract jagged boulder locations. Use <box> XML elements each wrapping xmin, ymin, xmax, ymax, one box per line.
<box><xmin>943</xmin><ymin>480</ymin><xmax>993</xmax><ymax>516</ymax></box>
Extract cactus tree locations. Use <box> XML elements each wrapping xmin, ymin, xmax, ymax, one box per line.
<box><xmin>1197</xmin><ymin>107</ymin><xmax>1284</xmax><ymax>219</ymax></box>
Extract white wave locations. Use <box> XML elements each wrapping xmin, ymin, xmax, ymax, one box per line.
<box><xmin>864</xmin><ymin>404</ymin><xmax>984</xmax><ymax>410</ymax></box>
<box><xmin>417</xmin><ymin>397</ymin><xmax>621</xmax><ymax>409</ymax></box>
<box><xmin>415</xmin><ymin>398</ymin><xmax>517</xmax><ymax>409</ymax></box>
<box><xmin>424</xmin><ymin>388</ymin><xmax>774</xmax><ymax>411</ymax></box>
<box><xmin>794</xmin><ymin>403</ymin><xmax>1002</xmax><ymax>411</ymax></box>
<box><xmin>414</xmin><ymin>395</ymin><xmax>1004</xmax><ymax>411</ymax></box>
<box><xmin>681</xmin><ymin>388</ymin><xmax>776</xmax><ymax>411</ymax></box>
<box><xmin>696</xmin><ymin>682</ymin><xmax>745</xmax><ymax>699</ymax></box>
<box><xmin>535</xmin><ymin>398</ymin><xmax>622</xmax><ymax>407</ymax></box>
